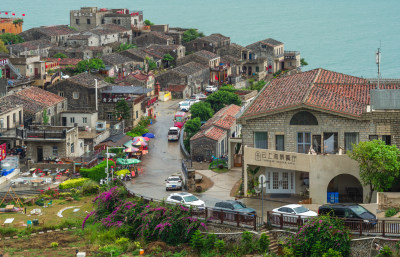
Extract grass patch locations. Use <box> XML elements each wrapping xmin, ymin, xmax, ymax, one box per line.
<box><xmin>211</xmin><ymin>168</ymin><xmax>229</xmax><ymax>173</ymax></box>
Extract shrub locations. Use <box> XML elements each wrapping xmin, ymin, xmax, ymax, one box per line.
<box><xmin>0</xmin><ymin>227</ymin><xmax>18</xmax><ymax>236</ymax></box>
<box><xmin>81</xmin><ymin>180</ymin><xmax>100</xmax><ymax>195</ymax></box>
<box><xmin>59</xmin><ymin>192</ymin><xmax>72</xmax><ymax>198</ymax></box>
<box><xmin>115</xmin><ymin>169</ymin><xmax>130</xmax><ymax>176</ymax></box>
<box><xmin>385</xmin><ymin>208</ymin><xmax>398</xmax><ymax>217</ymax></box>
<box><xmin>99</xmin><ymin>245</ymin><xmax>123</xmax><ymax>256</ymax></box>
<box><xmin>204</xmin><ymin>233</ymin><xmax>217</xmax><ymax>249</ymax></box>
<box><xmin>241</xmin><ymin>231</ymin><xmax>256</xmax><ymax>254</ymax></box>
<box><xmin>323</xmin><ymin>248</ymin><xmax>343</xmax><ymax>257</ymax></box>
<box><xmin>378</xmin><ymin>246</ymin><xmax>393</xmax><ymax>257</ymax></box>
<box><xmin>80</xmin><ymin>160</ymin><xmax>116</xmax><ymax>182</ymax></box>
<box><xmin>50</xmin><ymin>242</ymin><xmax>59</xmax><ymax>248</ymax></box>
<box><xmin>287</xmin><ymin>214</ymin><xmax>351</xmax><ymax>256</ymax></box>
<box><xmin>59</xmin><ymin>178</ymin><xmax>89</xmax><ymax>189</ymax></box>
<box><xmin>258</xmin><ymin>233</ymin><xmax>270</xmax><ymax>253</ymax></box>
<box><xmin>215</xmin><ymin>239</ymin><xmax>225</xmax><ymax>254</ymax></box>
<box><xmin>190</xmin><ymin>230</ymin><xmax>204</xmax><ymax>252</ymax></box>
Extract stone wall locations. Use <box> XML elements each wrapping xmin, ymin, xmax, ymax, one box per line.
<box><xmin>133</xmin><ymin>33</ymin><xmax>171</xmax><ymax>47</ymax></box>
<box><xmin>377</xmin><ymin>192</ymin><xmax>400</xmax><ymax>210</ymax></box>
<box><xmin>190</xmin><ymin>137</ymin><xmax>218</xmax><ymax>162</ymax></box>
<box><xmin>48</xmin><ymin>82</ymin><xmax>97</xmax><ymax>111</ymax></box>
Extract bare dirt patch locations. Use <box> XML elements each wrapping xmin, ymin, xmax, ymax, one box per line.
<box><xmin>192</xmin><ymin>161</ymin><xmax>211</xmax><ymax>170</ymax></box>
<box><xmin>195</xmin><ymin>173</ymin><xmax>214</xmax><ymax>192</ymax></box>
<box><xmin>230</xmin><ymin>179</ymin><xmax>242</xmax><ymax>197</ymax></box>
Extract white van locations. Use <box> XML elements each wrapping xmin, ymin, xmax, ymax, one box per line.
<box><xmin>168</xmin><ymin>127</ymin><xmax>180</xmax><ymax>141</ymax></box>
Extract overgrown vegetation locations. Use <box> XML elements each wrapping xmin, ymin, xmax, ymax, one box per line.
<box><xmin>385</xmin><ymin>208</ymin><xmax>398</xmax><ymax>218</ymax></box>
<box><xmin>182</xmin><ymin>28</ymin><xmax>205</xmax><ymax>43</ymax></box>
<box><xmin>80</xmin><ymin>160</ymin><xmax>116</xmax><ymax>182</ymax></box>
<box><xmin>248</xmin><ymin>79</ymin><xmax>267</xmax><ymax>92</ymax></box>
<box><xmin>189</xmin><ymin>102</ymin><xmax>214</xmax><ymax>122</ymax></box>
<box><xmin>126</xmin><ymin>116</ymin><xmax>151</xmax><ymax>137</ymax></box>
<box><xmin>59</xmin><ymin>178</ymin><xmax>89</xmax><ymax>189</ymax></box>
<box><xmin>115</xmin><ymin>99</ymin><xmax>131</xmax><ymax>121</ymax></box>
<box><xmin>183</xmin><ymin>117</ymin><xmax>201</xmax><ymax>152</ymax></box>
<box><xmin>0</xmin><ymin>33</ymin><xmax>24</xmax><ymax>45</ymax></box>
<box><xmin>205</xmin><ymin>90</ymin><xmax>242</xmax><ymax>112</ymax></box>
<box><xmin>53</xmin><ymin>53</ymin><xmax>67</xmax><ymax>59</ymax></box>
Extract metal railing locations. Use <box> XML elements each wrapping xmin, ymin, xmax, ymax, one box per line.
<box><xmin>267</xmin><ymin>211</ymin><xmax>400</xmax><ymax>236</ymax></box>
<box><xmin>125</xmin><ymin>187</ymin><xmax>264</xmax><ymax>230</ymax></box>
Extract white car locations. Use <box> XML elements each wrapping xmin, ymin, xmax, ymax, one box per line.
<box><xmin>167</xmin><ymin>127</ymin><xmax>180</xmax><ymax>141</ymax></box>
<box><xmin>191</xmin><ymin>94</ymin><xmax>207</xmax><ymax>100</ymax></box>
<box><xmin>166</xmin><ymin>192</ymin><xmax>205</xmax><ymax>209</ymax></box>
<box><xmin>165</xmin><ymin>175</ymin><xmax>183</xmax><ymax>190</ymax></box>
<box><xmin>205</xmin><ymin>85</ymin><xmax>218</xmax><ymax>93</ymax></box>
<box><xmin>272</xmin><ymin>204</ymin><xmax>318</xmax><ymax>219</ymax></box>
<box><xmin>188</xmin><ymin>99</ymin><xmax>200</xmax><ymax>105</ymax></box>
<box><xmin>180</xmin><ymin>102</ymin><xmax>191</xmax><ymax>112</ymax></box>
<box><xmin>178</xmin><ymin>99</ymin><xmax>190</xmax><ymax>107</ymax></box>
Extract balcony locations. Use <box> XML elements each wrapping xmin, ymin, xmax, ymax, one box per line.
<box><xmin>284</xmin><ymin>51</ymin><xmax>300</xmax><ymax>60</ymax></box>
<box><xmin>26</xmin><ymin>130</ymin><xmax>67</xmax><ymax>140</ymax></box>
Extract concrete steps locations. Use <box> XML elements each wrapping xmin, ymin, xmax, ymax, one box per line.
<box><xmin>261</xmin><ymin>230</ymin><xmax>279</xmax><ymax>255</ymax></box>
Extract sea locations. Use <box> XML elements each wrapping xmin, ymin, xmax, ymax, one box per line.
<box><xmin>4</xmin><ymin>0</ymin><xmax>400</xmax><ymax>78</ymax></box>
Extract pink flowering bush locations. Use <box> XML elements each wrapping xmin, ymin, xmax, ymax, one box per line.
<box><xmin>82</xmin><ymin>186</ymin><xmax>205</xmax><ymax>245</ymax></box>
<box><xmin>287</xmin><ymin>215</ymin><xmax>350</xmax><ymax>256</ymax></box>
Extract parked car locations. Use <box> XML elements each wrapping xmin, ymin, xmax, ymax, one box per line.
<box><xmin>188</xmin><ymin>99</ymin><xmax>200</xmax><ymax>105</ymax></box>
<box><xmin>205</xmin><ymin>85</ymin><xmax>218</xmax><ymax>93</ymax></box>
<box><xmin>318</xmin><ymin>203</ymin><xmax>377</xmax><ymax>226</ymax></box>
<box><xmin>167</xmin><ymin>127</ymin><xmax>180</xmax><ymax>141</ymax></box>
<box><xmin>272</xmin><ymin>204</ymin><xmax>318</xmax><ymax>219</ymax></box>
<box><xmin>180</xmin><ymin>102</ymin><xmax>191</xmax><ymax>112</ymax></box>
<box><xmin>178</xmin><ymin>99</ymin><xmax>190</xmax><ymax>107</ymax></box>
<box><xmin>191</xmin><ymin>94</ymin><xmax>207</xmax><ymax>100</ymax></box>
<box><xmin>214</xmin><ymin>200</ymin><xmax>256</xmax><ymax>215</ymax></box>
<box><xmin>165</xmin><ymin>175</ymin><xmax>183</xmax><ymax>190</ymax></box>
<box><xmin>166</xmin><ymin>192</ymin><xmax>205</xmax><ymax>209</ymax></box>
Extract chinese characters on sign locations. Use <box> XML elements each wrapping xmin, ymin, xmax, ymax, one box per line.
<box><xmin>0</xmin><ymin>143</ymin><xmax>7</xmax><ymax>161</ymax></box>
<box><xmin>0</xmin><ymin>59</ymin><xmax>9</xmax><ymax>67</ymax></box>
<box><xmin>255</xmin><ymin>151</ymin><xmax>296</xmax><ymax>165</ymax></box>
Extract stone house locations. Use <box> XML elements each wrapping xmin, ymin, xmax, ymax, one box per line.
<box><xmin>67</xmin><ymin>34</ymin><xmax>99</xmax><ymax>47</ymax></box>
<box><xmin>144</xmin><ymin>44</ymin><xmax>186</xmax><ymax>67</ymax></box>
<box><xmin>118</xmin><ymin>72</ymin><xmax>155</xmax><ymax>89</ymax></box>
<box><xmin>166</xmin><ymin>84</ymin><xmax>190</xmax><ymax>99</ymax></box>
<box><xmin>133</xmin><ymin>32</ymin><xmax>174</xmax><ymax>47</ymax></box>
<box><xmin>19</xmin><ymin>25</ymin><xmax>79</xmax><ymax>47</ymax></box>
<box><xmin>0</xmin><ymin>97</ymin><xmax>23</xmax><ymax>149</ymax></box>
<box><xmin>8</xmin><ymin>40</ymin><xmax>52</xmax><ymax>58</ymax></box>
<box><xmin>118</xmin><ymin>48</ymin><xmax>154</xmax><ymax>70</ymax></box>
<box><xmin>191</xmin><ymin>104</ymin><xmax>241</xmax><ymax>162</ymax></box>
<box><xmin>184</xmin><ymin>33</ymin><xmax>230</xmax><ymax>54</ymax></box>
<box><xmin>9</xmin><ymin>55</ymin><xmax>46</xmax><ymax>79</ymax></box>
<box><xmin>85</xmin><ymin>24</ymin><xmax>133</xmax><ymax>46</ymax></box>
<box><xmin>246</xmin><ymin>38</ymin><xmax>301</xmax><ymax>74</ymax></box>
<box><xmin>101</xmin><ymin>52</ymin><xmax>141</xmax><ymax>78</ymax></box>
<box><xmin>60</xmin><ymin>110</ymin><xmax>98</xmax><ymax>128</ymax></box>
<box><xmin>49</xmin><ymin>45</ymin><xmax>112</xmax><ymax>60</ymax></box>
<box><xmin>47</xmin><ymin>72</ymin><xmax>110</xmax><ymax>110</ymax></box>
<box><xmin>166</xmin><ymin>27</ymin><xmax>186</xmax><ymax>45</ymax></box>
<box><xmin>238</xmin><ymin>68</ymin><xmax>400</xmax><ymax>204</ymax></box>
<box><xmin>155</xmin><ymin>62</ymin><xmax>209</xmax><ymax>94</ymax></box>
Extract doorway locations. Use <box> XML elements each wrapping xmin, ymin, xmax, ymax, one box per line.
<box><xmin>266</xmin><ymin>170</ymin><xmax>295</xmax><ymax>194</ymax></box>
<box><xmin>37</xmin><ymin>147</ymin><xmax>43</xmax><ymax>162</ymax></box>
<box><xmin>62</xmin><ymin>117</ymin><xmax>67</xmax><ymax>126</ymax></box>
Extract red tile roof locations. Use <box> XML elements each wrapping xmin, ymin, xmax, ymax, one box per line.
<box><xmin>16</xmin><ymin>87</ymin><xmax>65</xmax><ymax>107</ymax></box>
<box><xmin>191</xmin><ymin>126</ymin><xmax>226</xmax><ymax>141</ymax></box>
<box><xmin>167</xmin><ymin>84</ymin><xmax>187</xmax><ymax>92</ymax></box>
<box><xmin>241</xmin><ymin>68</ymin><xmax>400</xmax><ymax>119</ymax></box>
<box><xmin>202</xmin><ymin>104</ymin><xmax>241</xmax><ymax>130</ymax></box>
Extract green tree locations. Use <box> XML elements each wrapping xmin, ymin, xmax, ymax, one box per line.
<box><xmin>349</xmin><ymin>140</ymin><xmax>400</xmax><ymax>203</ymax></box>
<box><xmin>104</xmin><ymin>77</ymin><xmax>115</xmax><ymax>83</ymax></box>
<box><xmin>249</xmin><ymin>80</ymin><xmax>267</xmax><ymax>92</ymax></box>
<box><xmin>300</xmin><ymin>58</ymin><xmax>308</xmax><ymax>67</ymax></box>
<box><xmin>42</xmin><ymin>109</ymin><xmax>49</xmax><ymax>125</ymax></box>
<box><xmin>182</xmin><ymin>28</ymin><xmax>205</xmax><ymax>43</ymax></box>
<box><xmin>53</xmin><ymin>53</ymin><xmax>67</xmax><ymax>59</ymax></box>
<box><xmin>0</xmin><ymin>40</ymin><xmax>8</xmax><ymax>54</ymax></box>
<box><xmin>190</xmin><ymin>102</ymin><xmax>214</xmax><ymax>121</ymax></box>
<box><xmin>144</xmin><ymin>20</ymin><xmax>154</xmax><ymax>26</ymax></box>
<box><xmin>162</xmin><ymin>53</ymin><xmax>174</xmax><ymax>68</ymax></box>
<box><xmin>219</xmin><ymin>84</ymin><xmax>237</xmax><ymax>93</ymax></box>
<box><xmin>205</xmin><ymin>90</ymin><xmax>242</xmax><ymax>112</ymax></box>
<box><xmin>115</xmin><ymin>99</ymin><xmax>130</xmax><ymax>120</ymax></box>
<box><xmin>76</xmin><ymin>58</ymin><xmax>105</xmax><ymax>74</ymax></box>
<box><xmin>184</xmin><ymin>117</ymin><xmax>201</xmax><ymax>139</ymax></box>
<box><xmin>117</xmin><ymin>43</ymin><xmax>136</xmax><ymax>52</ymax></box>
<box><xmin>0</xmin><ymin>33</ymin><xmax>24</xmax><ymax>45</ymax></box>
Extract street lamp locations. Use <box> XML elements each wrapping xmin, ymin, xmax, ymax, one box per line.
<box><xmin>105</xmin><ymin>146</ymin><xmax>126</xmax><ymax>184</ymax></box>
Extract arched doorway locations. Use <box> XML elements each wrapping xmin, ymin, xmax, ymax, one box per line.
<box><xmin>327</xmin><ymin>174</ymin><xmax>363</xmax><ymax>203</ymax></box>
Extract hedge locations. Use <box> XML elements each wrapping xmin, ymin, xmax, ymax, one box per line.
<box><xmin>115</xmin><ymin>169</ymin><xmax>130</xmax><ymax>176</ymax></box>
<box><xmin>80</xmin><ymin>160</ymin><xmax>116</xmax><ymax>182</ymax></box>
<box><xmin>59</xmin><ymin>178</ymin><xmax>89</xmax><ymax>189</ymax></box>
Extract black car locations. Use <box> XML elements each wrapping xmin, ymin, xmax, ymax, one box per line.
<box><xmin>214</xmin><ymin>200</ymin><xmax>256</xmax><ymax>214</ymax></box>
<box><xmin>318</xmin><ymin>203</ymin><xmax>377</xmax><ymax>227</ymax></box>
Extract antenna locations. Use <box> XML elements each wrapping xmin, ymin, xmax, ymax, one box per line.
<box><xmin>375</xmin><ymin>42</ymin><xmax>381</xmax><ymax>89</ymax></box>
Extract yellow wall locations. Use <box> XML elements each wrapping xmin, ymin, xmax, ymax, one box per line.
<box><xmin>0</xmin><ymin>19</ymin><xmax>23</xmax><ymax>34</ymax></box>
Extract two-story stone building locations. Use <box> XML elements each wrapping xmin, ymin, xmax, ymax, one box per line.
<box><xmin>238</xmin><ymin>68</ymin><xmax>400</xmax><ymax>204</ymax></box>
<box><xmin>184</xmin><ymin>33</ymin><xmax>230</xmax><ymax>54</ymax></box>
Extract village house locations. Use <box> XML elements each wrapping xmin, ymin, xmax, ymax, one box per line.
<box><xmin>67</xmin><ymin>34</ymin><xmax>99</xmax><ymax>47</ymax></box>
<box><xmin>101</xmin><ymin>52</ymin><xmax>141</xmax><ymax>79</ymax></box>
<box><xmin>166</xmin><ymin>84</ymin><xmax>190</xmax><ymax>99</ymax></box>
<box><xmin>84</xmin><ymin>24</ymin><xmax>133</xmax><ymax>46</ymax></box>
<box><xmin>246</xmin><ymin>38</ymin><xmax>301</xmax><ymax>74</ymax></box>
<box><xmin>19</xmin><ymin>25</ymin><xmax>79</xmax><ymax>47</ymax></box>
<box><xmin>144</xmin><ymin>44</ymin><xmax>186</xmax><ymax>67</ymax></box>
<box><xmin>8</xmin><ymin>40</ymin><xmax>52</xmax><ymax>58</ymax></box>
<box><xmin>0</xmin><ymin>97</ymin><xmax>23</xmax><ymax>149</ymax></box>
<box><xmin>118</xmin><ymin>72</ymin><xmax>155</xmax><ymax>89</ymax></box>
<box><xmin>0</xmin><ymin>17</ymin><xmax>23</xmax><ymax>34</ymax></box>
<box><xmin>118</xmin><ymin>48</ymin><xmax>155</xmax><ymax>71</ymax></box>
<box><xmin>133</xmin><ymin>32</ymin><xmax>174</xmax><ymax>47</ymax></box>
<box><xmin>184</xmin><ymin>33</ymin><xmax>230</xmax><ymax>54</ymax></box>
<box><xmin>155</xmin><ymin>61</ymin><xmax>209</xmax><ymax>94</ymax></box>
<box><xmin>49</xmin><ymin>45</ymin><xmax>112</xmax><ymax>60</ymax></box>
<box><xmin>165</xmin><ymin>27</ymin><xmax>187</xmax><ymax>45</ymax></box>
<box><xmin>191</xmin><ymin>104</ymin><xmax>242</xmax><ymax>162</ymax></box>
<box><xmin>70</xmin><ymin>7</ymin><xmax>144</xmax><ymax>32</ymax></box>
<box><xmin>238</xmin><ymin>68</ymin><xmax>400</xmax><ymax>204</ymax></box>
<box><xmin>47</xmin><ymin>72</ymin><xmax>110</xmax><ymax>110</ymax></box>
<box><xmin>8</xmin><ymin>55</ymin><xmax>45</xmax><ymax>80</ymax></box>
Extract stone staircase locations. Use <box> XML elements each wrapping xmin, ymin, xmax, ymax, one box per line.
<box><xmin>261</xmin><ymin>230</ymin><xmax>279</xmax><ymax>255</ymax></box>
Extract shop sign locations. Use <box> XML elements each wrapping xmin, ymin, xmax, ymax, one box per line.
<box><xmin>0</xmin><ymin>143</ymin><xmax>6</xmax><ymax>161</ymax></box>
<box><xmin>255</xmin><ymin>150</ymin><xmax>296</xmax><ymax>165</ymax></box>
<box><xmin>0</xmin><ymin>59</ymin><xmax>9</xmax><ymax>66</ymax></box>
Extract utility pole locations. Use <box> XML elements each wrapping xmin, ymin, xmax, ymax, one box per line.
<box><xmin>376</xmin><ymin>45</ymin><xmax>381</xmax><ymax>89</ymax></box>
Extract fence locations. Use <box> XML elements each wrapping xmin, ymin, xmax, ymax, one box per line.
<box><xmin>267</xmin><ymin>211</ymin><xmax>400</xmax><ymax>237</ymax></box>
<box><xmin>125</xmin><ymin>187</ymin><xmax>264</xmax><ymax>230</ymax></box>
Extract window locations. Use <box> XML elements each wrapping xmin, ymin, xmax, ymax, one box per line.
<box><xmin>47</xmin><ymin>109</ymin><xmax>51</xmax><ymax>115</ymax></box>
<box><xmin>87</xmin><ymin>19</ymin><xmax>91</xmax><ymax>24</ymax></box>
<box><xmin>52</xmin><ymin>146</ymin><xmax>58</xmax><ymax>156</ymax></box>
<box><xmin>275</xmin><ymin>135</ymin><xmax>284</xmax><ymax>151</ymax></box>
<box><xmin>101</xmin><ymin>19</ymin><xmax>105</xmax><ymax>24</ymax></box>
<box><xmin>256</xmin><ymin>66</ymin><xmax>260</xmax><ymax>72</ymax></box>
<box><xmin>12</xmin><ymin>113</ymin><xmax>15</xmax><ymax>124</ymax></box>
<box><xmin>323</xmin><ymin>132</ymin><xmax>338</xmax><ymax>154</ymax></box>
<box><xmin>312</xmin><ymin>135</ymin><xmax>322</xmax><ymax>153</ymax></box>
<box><xmin>382</xmin><ymin>135</ymin><xmax>391</xmax><ymax>145</ymax></box>
<box><xmin>76</xmin><ymin>19</ymin><xmax>80</xmax><ymax>25</ymax></box>
<box><xmin>70</xmin><ymin>117</ymin><xmax>75</xmax><ymax>123</ymax></box>
<box><xmin>73</xmin><ymin>92</ymin><xmax>79</xmax><ymax>99</ymax></box>
<box><xmin>107</xmin><ymin>112</ymin><xmax>113</xmax><ymax>120</ymax></box>
<box><xmin>58</xmin><ymin>91</ymin><xmax>64</xmax><ymax>97</ymax></box>
<box><xmin>118</xmin><ymin>19</ymin><xmax>121</xmax><ymax>25</ymax></box>
<box><xmin>290</xmin><ymin>111</ymin><xmax>318</xmax><ymax>125</ymax></box>
<box><xmin>220</xmin><ymin>139</ymin><xmax>225</xmax><ymax>156</ymax></box>
<box><xmin>18</xmin><ymin>111</ymin><xmax>21</xmax><ymax>125</ymax></box>
<box><xmin>82</xmin><ymin>117</ymin><xmax>87</xmax><ymax>123</ymax></box>
<box><xmin>298</xmin><ymin>132</ymin><xmax>311</xmax><ymax>153</ymax></box>
<box><xmin>344</xmin><ymin>132</ymin><xmax>359</xmax><ymax>152</ymax></box>
<box><xmin>71</xmin><ymin>143</ymin><xmax>74</xmax><ymax>153</ymax></box>
<box><xmin>369</xmin><ymin>135</ymin><xmax>378</xmax><ymax>141</ymax></box>
<box><xmin>254</xmin><ymin>132</ymin><xmax>268</xmax><ymax>149</ymax></box>
<box><xmin>136</xmin><ymin>111</ymin><xmax>139</xmax><ymax>119</ymax></box>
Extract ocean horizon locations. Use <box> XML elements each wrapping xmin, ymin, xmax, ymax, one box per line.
<box><xmin>4</xmin><ymin>0</ymin><xmax>400</xmax><ymax>78</ymax></box>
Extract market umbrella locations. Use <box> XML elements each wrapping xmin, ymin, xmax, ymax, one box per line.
<box><xmin>116</xmin><ymin>158</ymin><xmax>141</xmax><ymax>165</ymax></box>
<box><xmin>129</xmin><ymin>159</ymin><xmax>141</xmax><ymax>164</ymax></box>
<box><xmin>124</xmin><ymin>147</ymin><xmax>139</xmax><ymax>153</ymax></box>
<box><xmin>142</xmin><ymin>133</ymin><xmax>155</xmax><ymax>138</ymax></box>
<box><xmin>141</xmin><ymin>150</ymin><xmax>149</xmax><ymax>155</ymax></box>
<box><xmin>133</xmin><ymin>136</ymin><xmax>149</xmax><ymax>142</ymax></box>
<box><xmin>133</xmin><ymin>141</ymin><xmax>147</xmax><ymax>147</ymax></box>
